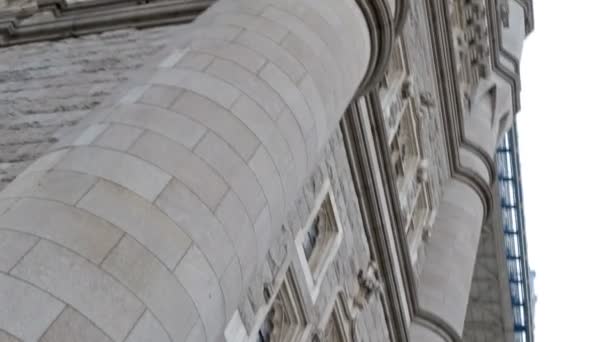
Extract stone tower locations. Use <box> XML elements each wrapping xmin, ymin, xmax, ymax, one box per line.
<box><xmin>0</xmin><ymin>0</ymin><xmax>535</xmax><ymax>341</ymax></box>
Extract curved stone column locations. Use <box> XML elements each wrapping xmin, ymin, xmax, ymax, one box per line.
<box><xmin>415</xmin><ymin>179</ymin><xmax>485</xmax><ymax>340</ymax></box>
<box><xmin>0</xmin><ymin>0</ymin><xmax>381</xmax><ymax>341</ymax></box>
<box><xmin>413</xmin><ymin>72</ymin><xmax>516</xmax><ymax>342</ymax></box>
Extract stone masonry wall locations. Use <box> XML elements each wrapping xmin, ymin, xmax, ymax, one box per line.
<box><xmin>401</xmin><ymin>0</ymin><xmax>452</xmax><ymax>277</ymax></box>
<box><xmin>0</xmin><ymin>24</ymin><xmax>390</xmax><ymax>341</ymax></box>
<box><xmin>0</xmin><ymin>26</ymin><xmax>178</xmax><ymax>191</ymax></box>
<box><xmin>237</xmin><ymin>127</ymin><xmax>391</xmax><ymax>342</ymax></box>
<box><xmin>402</xmin><ymin>0</ymin><xmax>451</xmax><ymax>206</ymax></box>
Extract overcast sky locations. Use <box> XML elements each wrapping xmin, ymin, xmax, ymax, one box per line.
<box><xmin>517</xmin><ymin>0</ymin><xmax>607</xmax><ymax>340</ymax></box>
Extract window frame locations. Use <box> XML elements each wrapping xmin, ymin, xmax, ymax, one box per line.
<box><xmin>295</xmin><ymin>179</ymin><xmax>344</xmax><ymax>303</ymax></box>
<box><xmin>225</xmin><ymin>267</ymin><xmax>310</xmax><ymax>342</ymax></box>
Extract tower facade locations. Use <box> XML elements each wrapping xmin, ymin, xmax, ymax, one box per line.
<box><xmin>0</xmin><ymin>0</ymin><xmax>534</xmax><ymax>341</ymax></box>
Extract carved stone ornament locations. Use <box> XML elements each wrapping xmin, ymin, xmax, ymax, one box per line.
<box><xmin>419</xmin><ymin>91</ymin><xmax>436</xmax><ymax>108</ymax></box>
<box><xmin>353</xmin><ymin>261</ymin><xmax>382</xmax><ymax>311</ymax></box>
<box><xmin>416</xmin><ymin>159</ymin><xmax>430</xmax><ymax>183</ymax></box>
<box><xmin>450</xmin><ymin>0</ymin><xmax>491</xmax><ymax>110</ymax></box>
<box><xmin>499</xmin><ymin>0</ymin><xmax>510</xmax><ymax>27</ymax></box>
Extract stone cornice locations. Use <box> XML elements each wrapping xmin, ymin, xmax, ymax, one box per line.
<box><xmin>487</xmin><ymin>0</ymin><xmax>533</xmax><ymax>113</ymax></box>
<box><xmin>0</xmin><ymin>0</ymin><xmax>213</xmax><ymax>46</ymax></box>
<box><xmin>354</xmin><ymin>0</ymin><xmax>395</xmax><ymax>96</ymax></box>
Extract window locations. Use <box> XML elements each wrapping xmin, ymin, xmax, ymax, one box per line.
<box><xmin>256</xmin><ymin>314</ymin><xmax>273</xmax><ymax>342</ymax></box>
<box><xmin>295</xmin><ymin>180</ymin><xmax>344</xmax><ymax>302</ymax></box>
<box><xmin>226</xmin><ymin>268</ymin><xmax>309</xmax><ymax>342</ymax></box>
<box><xmin>318</xmin><ymin>291</ymin><xmax>352</xmax><ymax>342</ymax></box>
<box><xmin>302</xmin><ymin>216</ymin><xmax>321</xmax><ymax>261</ymax></box>
<box><xmin>255</xmin><ymin>269</ymin><xmax>308</xmax><ymax>342</ymax></box>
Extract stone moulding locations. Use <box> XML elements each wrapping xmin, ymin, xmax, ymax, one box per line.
<box><xmin>487</xmin><ymin>0</ymin><xmax>534</xmax><ymax>113</ymax></box>
<box><xmin>0</xmin><ymin>0</ymin><xmax>214</xmax><ymax>46</ymax></box>
<box><xmin>354</xmin><ymin>0</ymin><xmax>394</xmax><ymax>96</ymax></box>
<box><xmin>355</xmin><ymin>1</ymin><xmax>533</xmax><ymax>341</ymax></box>
<box><xmin>392</xmin><ymin>0</ymin><xmax>409</xmax><ymax>37</ymax></box>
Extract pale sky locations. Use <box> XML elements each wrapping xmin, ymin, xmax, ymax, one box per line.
<box><xmin>518</xmin><ymin>1</ymin><xmax>607</xmax><ymax>340</ymax></box>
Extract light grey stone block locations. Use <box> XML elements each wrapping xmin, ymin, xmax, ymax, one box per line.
<box><xmin>299</xmin><ymin>74</ymin><xmax>329</xmax><ymax>145</ymax></box>
<box><xmin>194</xmin><ymin>132</ymin><xmax>266</xmax><ymax>220</ymax></box>
<box><xmin>0</xmin><ymin>273</ymin><xmax>65</xmax><ymax>342</ymax></box>
<box><xmin>209</xmin><ymin>12</ymin><xmax>288</xmax><ymax>43</ymax></box>
<box><xmin>280</xmin><ymin>33</ymin><xmax>338</xmax><ymax>116</ymax></box>
<box><xmin>262</xmin><ymin>7</ymin><xmax>329</xmax><ymax>62</ymax></box>
<box><xmin>151</xmin><ymin>68</ymin><xmax>240</xmax><ymax>109</ymax></box>
<box><xmin>215</xmin><ymin>191</ymin><xmax>257</xmax><ymax>283</ymax></box>
<box><xmin>159</xmin><ymin>48</ymin><xmax>191</xmax><ymax>69</ymax></box>
<box><xmin>11</xmin><ymin>240</ymin><xmax>144</xmax><ymax>342</ymax></box>
<box><xmin>102</xmin><ymin>236</ymin><xmax>198</xmax><ymax>342</ymax></box>
<box><xmin>40</xmin><ymin>306</ymin><xmax>112</xmax><ymax>342</ymax></box>
<box><xmin>130</xmin><ymin>131</ymin><xmax>228</xmax><ymax>210</ymax></box>
<box><xmin>207</xmin><ymin>59</ymin><xmax>284</xmax><ymax>120</ymax></box>
<box><xmin>24</xmin><ymin>149</ymin><xmax>69</xmax><ymax>173</ymax></box>
<box><xmin>0</xmin><ymin>170</ymin><xmax>97</xmax><ymax>205</ymax></box>
<box><xmin>230</xmin><ymin>95</ymin><xmax>277</xmax><ymax>144</ymax></box>
<box><xmin>0</xmin><ymin>230</ymin><xmax>38</xmax><ymax>273</ymax></box>
<box><xmin>0</xmin><ymin>330</ymin><xmax>19</xmax><ymax>342</ymax></box>
<box><xmin>107</xmin><ymin>103</ymin><xmax>206</xmax><ymax>149</ymax></box>
<box><xmin>190</xmin><ymin>25</ymin><xmax>242</xmax><ymax>42</ymax></box>
<box><xmin>177</xmin><ymin>51</ymin><xmax>215</xmax><ymax>71</ymax></box>
<box><xmin>171</xmin><ymin>91</ymin><xmax>260</xmax><ymax>161</ymax></box>
<box><xmin>56</xmin><ymin>146</ymin><xmax>172</xmax><ymax>202</ymax></box>
<box><xmin>125</xmin><ymin>311</ymin><xmax>171</xmax><ymax>342</ymax></box>
<box><xmin>175</xmin><ymin>246</ymin><xmax>225</xmax><ymax>342</ymax></box>
<box><xmin>259</xmin><ymin>61</ymin><xmax>314</xmax><ymax>135</ymax></box>
<box><xmin>0</xmin><ymin>199</ymin><xmax>15</xmax><ymax>216</ymax></box>
<box><xmin>94</xmin><ymin>124</ymin><xmax>144</xmax><ymax>151</ymax></box>
<box><xmin>190</xmin><ymin>38</ymin><xmax>267</xmax><ymax>73</ymax></box>
<box><xmin>253</xmin><ymin>207</ymin><xmax>272</xmax><ymax>268</ymax></box>
<box><xmin>236</xmin><ymin>30</ymin><xmax>306</xmax><ymax>83</ymax></box>
<box><xmin>0</xmin><ymin>198</ymin><xmax>123</xmax><ymax>264</ymax></box>
<box><xmin>138</xmin><ymin>85</ymin><xmax>183</xmax><ymax>109</ymax></box>
<box><xmin>78</xmin><ymin>180</ymin><xmax>191</xmax><ymax>269</ymax></box>
<box><xmin>72</xmin><ymin>124</ymin><xmax>109</xmax><ymax>146</ymax></box>
<box><xmin>277</xmin><ymin>107</ymin><xmax>308</xmax><ymax>184</ymax></box>
<box><xmin>248</xmin><ymin>147</ymin><xmax>285</xmax><ymax>230</ymax></box>
<box><xmin>155</xmin><ymin>178</ymin><xmax>235</xmax><ymax>277</ymax></box>
<box><xmin>185</xmin><ymin>321</ymin><xmax>206</xmax><ymax>342</ymax></box>
<box><xmin>219</xmin><ymin>257</ymin><xmax>242</xmax><ymax>320</ymax></box>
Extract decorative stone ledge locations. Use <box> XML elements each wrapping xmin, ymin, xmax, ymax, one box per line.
<box><xmin>0</xmin><ymin>0</ymin><xmax>214</xmax><ymax>46</ymax></box>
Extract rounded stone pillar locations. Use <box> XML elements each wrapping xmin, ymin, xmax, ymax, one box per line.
<box><xmin>413</xmin><ymin>73</ymin><xmax>515</xmax><ymax>340</ymax></box>
<box><xmin>0</xmin><ymin>0</ymin><xmax>387</xmax><ymax>341</ymax></box>
<box><xmin>415</xmin><ymin>179</ymin><xmax>485</xmax><ymax>339</ymax></box>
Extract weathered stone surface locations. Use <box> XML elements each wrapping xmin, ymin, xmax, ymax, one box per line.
<box><xmin>124</xmin><ymin>311</ymin><xmax>171</xmax><ymax>342</ymax></box>
<box><xmin>0</xmin><ymin>198</ymin><xmax>123</xmax><ymax>264</ymax></box>
<box><xmin>0</xmin><ymin>27</ymin><xmax>176</xmax><ymax>192</ymax></box>
<box><xmin>11</xmin><ymin>240</ymin><xmax>145</xmax><ymax>341</ymax></box>
<box><xmin>0</xmin><ymin>273</ymin><xmax>64</xmax><ymax>342</ymax></box>
<box><xmin>0</xmin><ymin>229</ymin><xmax>38</xmax><ymax>272</ymax></box>
<box><xmin>101</xmin><ymin>236</ymin><xmax>198</xmax><ymax>342</ymax></box>
<box><xmin>78</xmin><ymin>180</ymin><xmax>192</xmax><ymax>270</ymax></box>
<box><xmin>40</xmin><ymin>307</ymin><xmax>112</xmax><ymax>342</ymax></box>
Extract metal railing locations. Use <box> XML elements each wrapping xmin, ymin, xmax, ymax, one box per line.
<box><xmin>496</xmin><ymin>123</ymin><xmax>535</xmax><ymax>342</ymax></box>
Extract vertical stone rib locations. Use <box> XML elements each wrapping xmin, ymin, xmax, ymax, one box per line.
<box><xmin>0</xmin><ymin>0</ymin><xmax>372</xmax><ymax>341</ymax></box>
